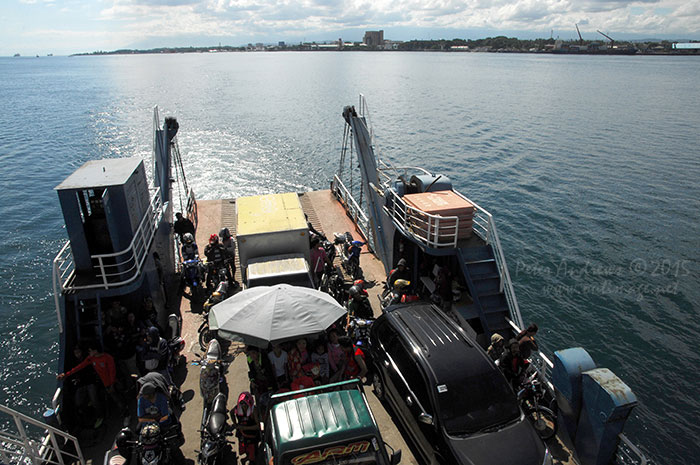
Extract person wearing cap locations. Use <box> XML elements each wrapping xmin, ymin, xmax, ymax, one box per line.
<box><xmin>387</xmin><ymin>258</ymin><xmax>411</xmax><ymax>289</ymax></box>
<box><xmin>487</xmin><ymin>333</ymin><xmax>505</xmax><ymax>361</ymax></box>
<box><xmin>137</xmin><ymin>382</ymin><xmax>170</xmax><ymax>428</ymax></box>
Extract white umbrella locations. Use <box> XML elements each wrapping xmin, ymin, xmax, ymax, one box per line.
<box><xmin>209</xmin><ymin>284</ymin><xmax>347</xmax><ymax>347</ymax></box>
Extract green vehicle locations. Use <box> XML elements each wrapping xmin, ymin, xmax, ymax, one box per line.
<box><xmin>263</xmin><ymin>380</ymin><xmax>402</xmax><ymax>465</ymax></box>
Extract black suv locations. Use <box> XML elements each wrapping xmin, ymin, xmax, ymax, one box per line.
<box><xmin>369</xmin><ymin>302</ymin><xmax>551</xmax><ymax>465</ymax></box>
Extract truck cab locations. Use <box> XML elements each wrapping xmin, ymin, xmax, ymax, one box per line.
<box><xmin>236</xmin><ymin>193</ymin><xmax>314</xmax><ymax>288</ymax></box>
<box><xmin>264</xmin><ymin>380</ymin><xmax>401</xmax><ymax>465</ymax></box>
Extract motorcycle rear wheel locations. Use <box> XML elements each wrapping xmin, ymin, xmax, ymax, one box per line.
<box><xmin>199</xmin><ymin>328</ymin><xmax>215</xmax><ymax>352</ymax></box>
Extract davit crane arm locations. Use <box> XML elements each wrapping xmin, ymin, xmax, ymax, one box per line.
<box><xmin>341</xmin><ymin>105</ymin><xmax>390</xmax><ymax>269</ymax></box>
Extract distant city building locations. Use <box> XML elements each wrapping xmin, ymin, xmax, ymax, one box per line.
<box><xmin>382</xmin><ymin>40</ymin><xmax>402</xmax><ymax>50</ymax></box>
<box><xmin>363</xmin><ymin>30</ymin><xmax>384</xmax><ymax>47</ymax></box>
<box><xmin>279</xmin><ymin>41</ymin><xmax>285</xmax><ymax>47</ymax></box>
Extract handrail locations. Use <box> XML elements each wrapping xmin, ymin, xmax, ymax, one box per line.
<box><xmin>52</xmin><ymin>187</ymin><xmax>164</xmax><ymax>293</ymax></box>
<box><xmin>383</xmin><ymin>189</ymin><xmax>460</xmax><ymax>249</ymax></box>
<box><xmin>0</xmin><ymin>404</ymin><xmax>85</xmax><ymax>465</ymax></box>
<box><xmin>452</xmin><ymin>190</ymin><xmax>523</xmax><ymax>329</ymax></box>
<box><xmin>331</xmin><ymin>174</ymin><xmax>372</xmax><ymax>244</ymax></box>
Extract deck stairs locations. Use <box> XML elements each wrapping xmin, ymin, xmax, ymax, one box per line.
<box><xmin>72</xmin><ymin>296</ymin><xmax>103</xmax><ymax>349</ymax></box>
<box><xmin>457</xmin><ymin>245</ymin><xmax>510</xmax><ymax>335</ymax></box>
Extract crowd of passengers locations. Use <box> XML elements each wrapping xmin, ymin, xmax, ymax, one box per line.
<box><xmin>243</xmin><ymin>329</ymin><xmax>368</xmax><ymax>403</ymax></box>
<box><xmin>57</xmin><ymin>296</ymin><xmax>178</xmax><ymax>431</ymax></box>
<box><xmin>487</xmin><ymin>323</ymin><xmax>540</xmax><ymax>389</ymax></box>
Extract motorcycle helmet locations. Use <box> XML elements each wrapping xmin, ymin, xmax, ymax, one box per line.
<box><xmin>116</xmin><ymin>427</ymin><xmax>135</xmax><ymax>455</ymax></box>
<box><xmin>393</xmin><ymin>279</ymin><xmax>411</xmax><ymax>290</ymax></box>
<box><xmin>209</xmin><ymin>234</ymin><xmax>219</xmax><ymax>244</ymax></box>
<box><xmin>219</xmin><ymin>228</ymin><xmax>231</xmax><ymax>240</ymax></box>
<box><xmin>348</xmin><ymin>285</ymin><xmax>360</xmax><ymax>299</ymax></box>
<box><xmin>183</xmin><ymin>233</ymin><xmax>194</xmax><ymax>244</ymax></box>
<box><xmin>139</xmin><ymin>423</ymin><xmax>161</xmax><ymax>445</ymax></box>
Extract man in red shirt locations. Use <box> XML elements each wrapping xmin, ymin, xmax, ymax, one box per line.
<box><xmin>58</xmin><ymin>345</ymin><xmax>126</xmax><ymax>424</ymax></box>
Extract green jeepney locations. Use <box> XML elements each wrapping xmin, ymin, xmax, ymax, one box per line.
<box><xmin>264</xmin><ymin>380</ymin><xmax>402</xmax><ymax>465</ymax></box>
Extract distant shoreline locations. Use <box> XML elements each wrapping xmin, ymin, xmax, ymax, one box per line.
<box><xmin>69</xmin><ymin>47</ymin><xmax>697</xmax><ymax>57</ymax></box>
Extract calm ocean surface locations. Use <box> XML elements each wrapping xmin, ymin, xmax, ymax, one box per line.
<box><xmin>0</xmin><ymin>52</ymin><xmax>698</xmax><ymax>463</ymax></box>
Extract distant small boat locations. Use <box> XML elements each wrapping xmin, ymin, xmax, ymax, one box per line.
<box><xmin>47</xmin><ymin>53</ymin><xmax>53</xmax><ymax>57</ymax></box>
<box><xmin>13</xmin><ymin>53</ymin><xmax>20</xmax><ymax>57</ymax></box>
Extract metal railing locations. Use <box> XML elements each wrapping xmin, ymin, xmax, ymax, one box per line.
<box><xmin>0</xmin><ymin>405</ymin><xmax>85</xmax><ymax>465</ymax></box>
<box><xmin>383</xmin><ymin>189</ymin><xmax>461</xmax><ymax>249</ymax></box>
<box><xmin>331</xmin><ymin>174</ymin><xmax>372</xmax><ymax>243</ymax></box>
<box><xmin>454</xmin><ymin>190</ymin><xmax>524</xmax><ymax>329</ymax></box>
<box><xmin>53</xmin><ymin>187</ymin><xmax>164</xmax><ymax>294</ymax></box>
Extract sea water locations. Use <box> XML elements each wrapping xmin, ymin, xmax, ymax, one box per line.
<box><xmin>0</xmin><ymin>52</ymin><xmax>698</xmax><ymax>463</ymax></box>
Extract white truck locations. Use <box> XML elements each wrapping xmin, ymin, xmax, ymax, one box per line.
<box><xmin>236</xmin><ymin>193</ymin><xmax>314</xmax><ymax>288</ymax></box>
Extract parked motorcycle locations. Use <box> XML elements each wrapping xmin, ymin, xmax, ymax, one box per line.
<box><xmin>517</xmin><ymin>372</ymin><xmax>558</xmax><ymax>440</ymax></box>
<box><xmin>319</xmin><ymin>264</ymin><xmax>347</xmax><ymax>304</ymax></box>
<box><xmin>379</xmin><ymin>279</ymin><xmax>418</xmax><ymax>310</ymax></box>
<box><xmin>198</xmin><ymin>278</ymin><xmax>231</xmax><ymax>352</ymax></box>
<box><xmin>200</xmin><ymin>339</ymin><xmax>229</xmax><ymax>407</ymax></box>
<box><xmin>108</xmin><ymin>422</ymin><xmax>183</xmax><ymax>465</ymax></box>
<box><xmin>198</xmin><ymin>392</ymin><xmax>233</xmax><ymax>465</ymax></box>
<box><xmin>182</xmin><ymin>258</ymin><xmax>207</xmax><ymax>308</ymax></box>
<box><xmin>334</xmin><ymin>232</ymin><xmax>364</xmax><ymax>280</ymax></box>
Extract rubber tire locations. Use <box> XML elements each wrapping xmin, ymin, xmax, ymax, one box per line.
<box><xmin>199</xmin><ymin>328</ymin><xmax>215</xmax><ymax>352</ymax></box>
<box><xmin>372</xmin><ymin>371</ymin><xmax>385</xmax><ymax>401</ymax></box>
<box><xmin>527</xmin><ymin>406</ymin><xmax>557</xmax><ymax>440</ymax></box>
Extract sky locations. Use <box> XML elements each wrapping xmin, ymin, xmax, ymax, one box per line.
<box><xmin>1</xmin><ymin>0</ymin><xmax>699</xmax><ymax>55</ymax></box>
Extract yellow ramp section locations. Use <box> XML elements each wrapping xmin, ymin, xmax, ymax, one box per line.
<box><xmin>236</xmin><ymin>192</ymin><xmax>307</xmax><ymax>236</ymax></box>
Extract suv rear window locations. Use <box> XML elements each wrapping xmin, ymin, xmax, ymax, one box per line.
<box><xmin>437</xmin><ymin>369</ymin><xmax>519</xmax><ymax>434</ymax></box>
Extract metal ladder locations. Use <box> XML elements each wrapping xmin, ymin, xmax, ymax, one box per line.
<box><xmin>0</xmin><ymin>404</ymin><xmax>85</xmax><ymax>465</ymax></box>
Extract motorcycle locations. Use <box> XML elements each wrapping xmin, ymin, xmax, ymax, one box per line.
<box><xmin>379</xmin><ymin>279</ymin><xmax>418</xmax><ymax>310</ymax></box>
<box><xmin>334</xmin><ymin>232</ymin><xmax>364</xmax><ymax>280</ymax></box>
<box><xmin>319</xmin><ymin>264</ymin><xmax>347</xmax><ymax>304</ymax></box>
<box><xmin>347</xmin><ymin>316</ymin><xmax>375</xmax><ymax>384</ymax></box>
<box><xmin>107</xmin><ymin>422</ymin><xmax>183</xmax><ymax>465</ymax></box>
<box><xmin>167</xmin><ymin>314</ymin><xmax>185</xmax><ymax>371</ymax></box>
<box><xmin>198</xmin><ymin>277</ymin><xmax>232</xmax><ymax>352</ymax></box>
<box><xmin>200</xmin><ymin>339</ymin><xmax>229</xmax><ymax>407</ymax></box>
<box><xmin>182</xmin><ymin>258</ymin><xmax>207</xmax><ymax>308</ymax></box>
<box><xmin>321</xmin><ymin>237</ymin><xmax>336</xmax><ymax>264</ymax></box>
<box><xmin>517</xmin><ymin>372</ymin><xmax>558</xmax><ymax>440</ymax></box>
<box><xmin>198</xmin><ymin>392</ymin><xmax>233</xmax><ymax>465</ymax></box>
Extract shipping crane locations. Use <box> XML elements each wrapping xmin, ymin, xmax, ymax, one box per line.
<box><xmin>597</xmin><ymin>30</ymin><xmax>615</xmax><ymax>48</ymax></box>
<box><xmin>576</xmin><ymin>24</ymin><xmax>584</xmax><ymax>45</ymax></box>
